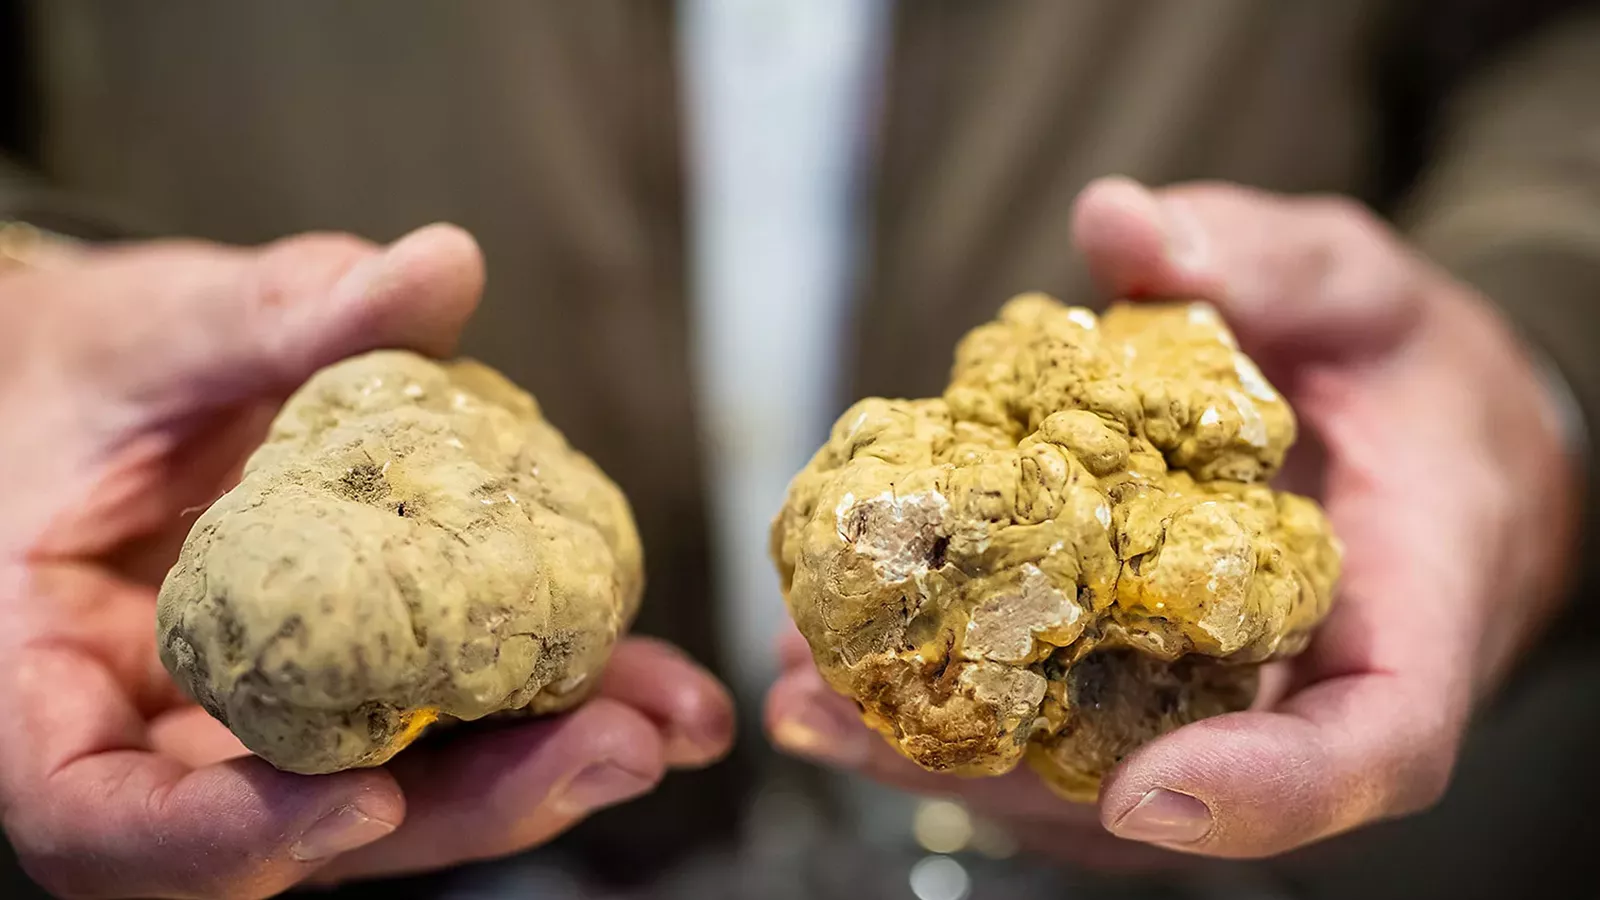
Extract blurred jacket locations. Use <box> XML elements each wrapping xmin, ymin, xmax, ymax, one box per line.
<box><xmin>3</xmin><ymin>2</ymin><xmax>1598</xmax><ymax>898</ymax></box>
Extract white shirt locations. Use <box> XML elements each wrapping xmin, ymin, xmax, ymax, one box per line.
<box><xmin>680</xmin><ymin>0</ymin><xmax>892</xmax><ymax>699</ymax></box>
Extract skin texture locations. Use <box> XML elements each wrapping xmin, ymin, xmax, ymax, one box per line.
<box><xmin>0</xmin><ymin>226</ymin><xmax>733</xmax><ymax>900</ymax></box>
<box><xmin>771</xmin><ymin>294</ymin><xmax>1340</xmax><ymax>802</ymax></box>
<box><xmin>157</xmin><ymin>351</ymin><xmax>645</xmax><ymax>775</ymax></box>
<box><xmin>766</xmin><ymin>176</ymin><xmax>1578</xmax><ymax>865</ymax></box>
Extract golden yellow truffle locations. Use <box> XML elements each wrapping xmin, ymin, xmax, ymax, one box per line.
<box><xmin>157</xmin><ymin>351</ymin><xmax>643</xmax><ymax>774</ymax></box>
<box><xmin>772</xmin><ymin>294</ymin><xmax>1339</xmax><ymax>801</ymax></box>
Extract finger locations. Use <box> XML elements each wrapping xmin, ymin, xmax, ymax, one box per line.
<box><xmin>598</xmin><ymin>637</ymin><xmax>736</xmax><ymax>767</ymax></box>
<box><xmin>1071</xmin><ymin>176</ymin><xmax>1421</xmax><ymax>353</ymax></box>
<box><xmin>1251</xmin><ymin>660</ymin><xmax>1293</xmax><ymax>711</ymax></box>
<box><xmin>59</xmin><ymin>223</ymin><xmax>484</xmax><ymax>429</ymax></box>
<box><xmin>766</xmin><ymin>662</ymin><xmax>945</xmax><ymax>785</ymax></box>
<box><xmin>766</xmin><ymin>666</ymin><xmax>1273</xmax><ymax>873</ymax></box>
<box><xmin>764</xmin><ymin>664</ymin><xmax>1085</xmax><ymax>821</ymax></box>
<box><xmin>147</xmin><ymin>704</ymin><xmax>252</xmax><ymax>768</ymax></box>
<box><xmin>312</xmin><ymin>698</ymin><xmax>665</xmax><ymax>883</ymax></box>
<box><xmin>776</xmin><ymin>623</ymin><xmax>812</xmax><ymax>669</ymax></box>
<box><xmin>0</xmin><ymin>643</ymin><xmax>403</xmax><ymax>900</ymax></box>
<box><xmin>1098</xmin><ymin>429</ymin><xmax>1480</xmax><ymax>860</ymax></box>
<box><xmin>1097</xmin><ymin>669</ymin><xmax>1460</xmax><ymax>859</ymax></box>
<box><xmin>14</xmin><ymin>564</ymin><xmax>188</xmax><ymax>715</ymax></box>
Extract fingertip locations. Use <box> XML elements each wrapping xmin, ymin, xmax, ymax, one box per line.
<box><xmin>659</xmin><ymin>678</ymin><xmax>736</xmax><ymax>768</ymax></box>
<box><xmin>1072</xmin><ymin>175</ymin><xmax>1195</xmax><ymax>298</ymax></box>
<box><xmin>313</xmin><ymin>699</ymin><xmax>667</xmax><ymax>880</ymax></box>
<box><xmin>360</xmin><ymin>222</ymin><xmax>485</xmax><ymax>358</ymax></box>
<box><xmin>481</xmin><ymin>699</ymin><xmax>669</xmax><ymax>821</ymax></box>
<box><xmin>665</xmin><ymin>690</ymin><xmax>736</xmax><ymax>768</ymax></box>
<box><xmin>1072</xmin><ymin>176</ymin><xmax>1162</xmax><ymax>250</ymax></box>
<box><xmin>761</xmin><ymin>666</ymin><xmax>812</xmax><ymax>736</ymax></box>
<box><xmin>390</xmin><ymin>222</ymin><xmax>486</xmax><ymax>300</ymax></box>
<box><xmin>1102</xmin><ymin>787</ymin><xmax>1215</xmax><ymax>847</ymax></box>
<box><xmin>340</xmin><ymin>769</ymin><xmax>408</xmax><ymax>830</ymax></box>
<box><xmin>763</xmin><ymin>668</ymin><xmax>873</xmax><ymax>769</ymax></box>
<box><xmin>409</xmin><ymin>697</ymin><xmax>667</xmax><ymax>829</ymax></box>
<box><xmin>776</xmin><ymin>625</ymin><xmax>812</xmax><ymax>669</ymax></box>
<box><xmin>1073</xmin><ymin>174</ymin><xmax>1158</xmax><ymax>223</ymax></box>
<box><xmin>287</xmin><ymin>769</ymin><xmax>407</xmax><ymax>863</ymax></box>
<box><xmin>599</xmin><ymin>638</ymin><xmax>737</xmax><ymax>768</ymax></box>
<box><xmin>764</xmin><ymin>658</ymin><xmax>828</xmax><ymax>717</ymax></box>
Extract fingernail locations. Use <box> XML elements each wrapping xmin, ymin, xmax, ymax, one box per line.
<box><xmin>771</xmin><ymin>700</ymin><xmax>872</xmax><ymax>767</ymax></box>
<box><xmin>291</xmin><ymin>805</ymin><xmax>398</xmax><ymax>862</ymax></box>
<box><xmin>1160</xmin><ymin>199</ymin><xmax>1209</xmax><ymax>274</ymax></box>
<box><xmin>663</xmin><ymin>730</ymin><xmax>704</xmax><ymax>766</ymax></box>
<box><xmin>1109</xmin><ymin>788</ymin><xmax>1214</xmax><ymax>845</ymax></box>
<box><xmin>547</xmin><ymin>762</ymin><xmax>656</xmax><ymax>818</ymax></box>
<box><xmin>663</xmin><ymin>723</ymin><xmax>730</xmax><ymax>767</ymax></box>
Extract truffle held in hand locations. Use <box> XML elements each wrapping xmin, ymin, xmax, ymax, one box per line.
<box><xmin>157</xmin><ymin>351</ymin><xmax>643</xmax><ymax>775</ymax></box>
<box><xmin>772</xmin><ymin>294</ymin><xmax>1340</xmax><ymax>801</ymax></box>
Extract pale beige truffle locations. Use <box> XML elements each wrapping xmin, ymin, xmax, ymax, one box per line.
<box><xmin>157</xmin><ymin>350</ymin><xmax>643</xmax><ymax>775</ymax></box>
<box><xmin>772</xmin><ymin>294</ymin><xmax>1339</xmax><ymax>801</ymax></box>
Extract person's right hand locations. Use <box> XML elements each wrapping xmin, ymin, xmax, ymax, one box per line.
<box><xmin>0</xmin><ymin>227</ymin><xmax>734</xmax><ymax>900</ymax></box>
<box><xmin>766</xmin><ymin>176</ymin><xmax>1579</xmax><ymax>869</ymax></box>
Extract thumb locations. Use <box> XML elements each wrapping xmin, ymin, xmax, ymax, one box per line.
<box><xmin>64</xmin><ymin>223</ymin><xmax>483</xmax><ymax>428</ymax></box>
<box><xmin>1070</xmin><ymin>176</ymin><xmax>1421</xmax><ymax>354</ymax></box>
<box><xmin>1096</xmin><ymin>670</ymin><xmax>1460</xmax><ymax>858</ymax></box>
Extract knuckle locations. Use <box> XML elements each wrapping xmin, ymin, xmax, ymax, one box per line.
<box><xmin>246</xmin><ymin>230</ymin><xmax>380</xmax><ymax>319</ymax></box>
<box><xmin>1306</xmin><ymin>196</ymin><xmax>1394</xmax><ymax>251</ymax></box>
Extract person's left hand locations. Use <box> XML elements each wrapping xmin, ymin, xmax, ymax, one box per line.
<box><xmin>765</xmin><ymin>177</ymin><xmax>1582</xmax><ymax>866</ymax></box>
<box><xmin>0</xmin><ymin>226</ymin><xmax>734</xmax><ymax>899</ymax></box>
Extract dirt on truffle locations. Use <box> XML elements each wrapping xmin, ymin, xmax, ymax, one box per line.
<box><xmin>157</xmin><ymin>351</ymin><xmax>643</xmax><ymax>775</ymax></box>
<box><xmin>771</xmin><ymin>294</ymin><xmax>1340</xmax><ymax>801</ymax></box>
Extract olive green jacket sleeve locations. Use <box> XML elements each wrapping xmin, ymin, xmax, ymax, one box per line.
<box><xmin>1400</xmin><ymin>8</ymin><xmax>1600</xmax><ymax>640</ymax></box>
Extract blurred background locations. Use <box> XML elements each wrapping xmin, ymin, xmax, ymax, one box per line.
<box><xmin>3</xmin><ymin>2</ymin><xmax>1598</xmax><ymax>898</ymax></box>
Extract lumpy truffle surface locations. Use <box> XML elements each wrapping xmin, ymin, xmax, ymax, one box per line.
<box><xmin>771</xmin><ymin>295</ymin><xmax>1339</xmax><ymax>800</ymax></box>
<box><xmin>158</xmin><ymin>350</ymin><xmax>643</xmax><ymax>774</ymax></box>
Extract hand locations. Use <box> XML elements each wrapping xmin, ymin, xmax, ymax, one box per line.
<box><xmin>0</xmin><ymin>228</ymin><xmax>735</xmax><ymax>899</ymax></box>
<box><xmin>766</xmin><ymin>177</ymin><xmax>1580</xmax><ymax>863</ymax></box>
